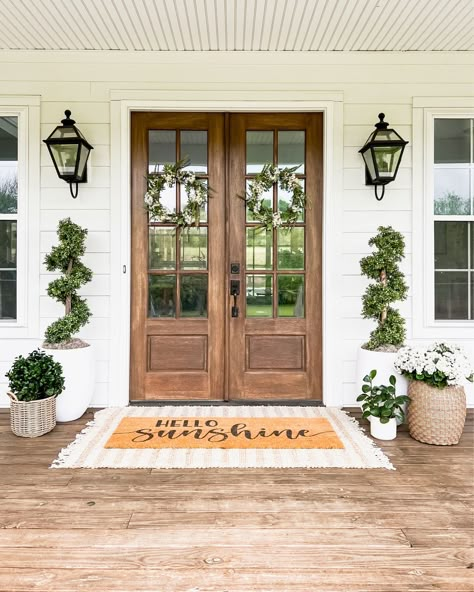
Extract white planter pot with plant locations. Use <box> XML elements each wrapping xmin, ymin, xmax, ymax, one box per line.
<box><xmin>357</xmin><ymin>370</ymin><xmax>409</xmax><ymax>441</ymax></box>
<box><xmin>6</xmin><ymin>349</ymin><xmax>65</xmax><ymax>437</ymax></box>
<box><xmin>42</xmin><ymin>218</ymin><xmax>95</xmax><ymax>422</ymax></box>
<box><xmin>355</xmin><ymin>226</ymin><xmax>409</xmax><ymax>420</ymax></box>
<box><xmin>395</xmin><ymin>342</ymin><xmax>474</xmax><ymax>445</ymax></box>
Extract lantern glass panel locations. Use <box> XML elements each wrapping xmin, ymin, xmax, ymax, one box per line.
<box><xmin>50</xmin><ymin>126</ymin><xmax>79</xmax><ymax>140</ymax></box>
<box><xmin>362</xmin><ymin>149</ymin><xmax>377</xmax><ymax>181</ymax></box>
<box><xmin>76</xmin><ymin>144</ymin><xmax>90</xmax><ymax>180</ymax></box>
<box><xmin>373</xmin><ymin>145</ymin><xmax>402</xmax><ymax>179</ymax></box>
<box><xmin>50</xmin><ymin>144</ymin><xmax>79</xmax><ymax>176</ymax></box>
<box><xmin>375</xmin><ymin>130</ymin><xmax>401</xmax><ymax>142</ymax></box>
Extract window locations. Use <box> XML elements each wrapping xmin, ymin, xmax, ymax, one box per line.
<box><xmin>433</xmin><ymin>118</ymin><xmax>474</xmax><ymax>321</ymax></box>
<box><xmin>0</xmin><ymin>116</ymin><xmax>18</xmax><ymax>320</ymax></box>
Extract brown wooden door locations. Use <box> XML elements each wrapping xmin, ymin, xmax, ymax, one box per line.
<box><xmin>227</xmin><ymin>113</ymin><xmax>323</xmax><ymax>400</ymax></box>
<box><xmin>130</xmin><ymin>112</ymin><xmax>322</xmax><ymax>401</ymax></box>
<box><xmin>130</xmin><ymin>113</ymin><xmax>226</xmax><ymax>400</ymax></box>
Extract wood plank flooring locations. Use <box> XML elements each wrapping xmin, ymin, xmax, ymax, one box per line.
<box><xmin>0</xmin><ymin>408</ymin><xmax>472</xmax><ymax>591</ymax></box>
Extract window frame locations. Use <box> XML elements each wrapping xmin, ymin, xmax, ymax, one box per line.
<box><xmin>412</xmin><ymin>99</ymin><xmax>474</xmax><ymax>339</ymax></box>
<box><xmin>0</xmin><ymin>97</ymin><xmax>40</xmax><ymax>337</ymax></box>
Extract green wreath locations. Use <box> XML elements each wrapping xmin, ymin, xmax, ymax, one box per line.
<box><xmin>144</xmin><ymin>159</ymin><xmax>210</xmax><ymax>227</ymax></box>
<box><xmin>244</xmin><ymin>164</ymin><xmax>307</xmax><ymax>229</ymax></box>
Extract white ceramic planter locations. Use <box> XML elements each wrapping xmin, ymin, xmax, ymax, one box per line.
<box><xmin>42</xmin><ymin>344</ymin><xmax>95</xmax><ymax>422</ymax></box>
<box><xmin>370</xmin><ymin>416</ymin><xmax>397</xmax><ymax>440</ymax></box>
<box><xmin>356</xmin><ymin>347</ymin><xmax>408</xmax><ymax>423</ymax></box>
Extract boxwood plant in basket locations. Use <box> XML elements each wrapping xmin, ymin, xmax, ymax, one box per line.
<box><xmin>43</xmin><ymin>218</ymin><xmax>95</xmax><ymax>422</ymax></box>
<box><xmin>357</xmin><ymin>369</ymin><xmax>409</xmax><ymax>440</ymax></box>
<box><xmin>6</xmin><ymin>349</ymin><xmax>65</xmax><ymax>437</ymax></box>
<box><xmin>395</xmin><ymin>342</ymin><xmax>474</xmax><ymax>445</ymax></box>
<box><xmin>356</xmin><ymin>226</ymin><xmax>409</xmax><ymax>408</ymax></box>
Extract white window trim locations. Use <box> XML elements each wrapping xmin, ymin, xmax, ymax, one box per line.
<box><xmin>412</xmin><ymin>97</ymin><xmax>474</xmax><ymax>339</ymax></box>
<box><xmin>0</xmin><ymin>96</ymin><xmax>40</xmax><ymax>338</ymax></box>
<box><xmin>109</xmin><ymin>91</ymin><xmax>344</xmax><ymax>408</ymax></box>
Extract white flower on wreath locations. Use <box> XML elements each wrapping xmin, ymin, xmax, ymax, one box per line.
<box><xmin>272</xmin><ymin>211</ymin><xmax>282</xmax><ymax>227</ymax></box>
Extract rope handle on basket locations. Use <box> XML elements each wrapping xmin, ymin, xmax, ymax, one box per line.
<box><xmin>6</xmin><ymin>392</ymin><xmax>18</xmax><ymax>402</ymax></box>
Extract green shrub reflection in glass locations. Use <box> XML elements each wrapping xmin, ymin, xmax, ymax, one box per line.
<box><xmin>44</xmin><ymin>218</ymin><xmax>92</xmax><ymax>345</ymax></box>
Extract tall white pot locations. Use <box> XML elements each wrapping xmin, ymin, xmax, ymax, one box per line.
<box><xmin>356</xmin><ymin>347</ymin><xmax>408</xmax><ymax>423</ymax></box>
<box><xmin>42</xmin><ymin>344</ymin><xmax>95</xmax><ymax>422</ymax></box>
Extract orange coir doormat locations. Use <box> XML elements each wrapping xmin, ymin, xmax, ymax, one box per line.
<box><xmin>104</xmin><ymin>416</ymin><xmax>344</xmax><ymax>449</ymax></box>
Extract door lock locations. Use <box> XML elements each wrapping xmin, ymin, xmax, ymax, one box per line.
<box><xmin>230</xmin><ymin>280</ymin><xmax>240</xmax><ymax>317</ymax></box>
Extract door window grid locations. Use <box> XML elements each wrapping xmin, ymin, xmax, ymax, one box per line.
<box><xmin>433</xmin><ymin>118</ymin><xmax>474</xmax><ymax>320</ymax></box>
<box><xmin>245</xmin><ymin>130</ymin><xmax>306</xmax><ymax>318</ymax></box>
<box><xmin>147</xmin><ymin>129</ymin><xmax>209</xmax><ymax>319</ymax></box>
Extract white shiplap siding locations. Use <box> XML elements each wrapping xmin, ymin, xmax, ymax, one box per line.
<box><xmin>0</xmin><ymin>49</ymin><xmax>472</xmax><ymax>407</ymax></box>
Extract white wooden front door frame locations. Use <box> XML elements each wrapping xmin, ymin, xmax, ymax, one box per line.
<box><xmin>109</xmin><ymin>93</ymin><xmax>344</xmax><ymax>407</ymax></box>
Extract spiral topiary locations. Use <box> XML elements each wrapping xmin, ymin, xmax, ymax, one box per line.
<box><xmin>360</xmin><ymin>226</ymin><xmax>408</xmax><ymax>351</ymax></box>
<box><xmin>44</xmin><ymin>218</ymin><xmax>92</xmax><ymax>346</ymax></box>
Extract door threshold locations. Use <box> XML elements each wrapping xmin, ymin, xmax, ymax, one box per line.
<box><xmin>129</xmin><ymin>400</ymin><xmax>325</xmax><ymax>407</ymax></box>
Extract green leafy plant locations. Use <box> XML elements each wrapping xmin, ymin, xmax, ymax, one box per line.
<box><xmin>357</xmin><ymin>370</ymin><xmax>409</xmax><ymax>424</ymax></box>
<box><xmin>44</xmin><ymin>218</ymin><xmax>92</xmax><ymax>345</ymax></box>
<box><xmin>360</xmin><ymin>226</ymin><xmax>408</xmax><ymax>350</ymax></box>
<box><xmin>6</xmin><ymin>349</ymin><xmax>65</xmax><ymax>402</ymax></box>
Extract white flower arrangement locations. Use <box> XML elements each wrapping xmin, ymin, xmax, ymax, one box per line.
<box><xmin>144</xmin><ymin>159</ymin><xmax>210</xmax><ymax>228</ymax></box>
<box><xmin>244</xmin><ymin>164</ymin><xmax>307</xmax><ymax>230</ymax></box>
<box><xmin>394</xmin><ymin>342</ymin><xmax>474</xmax><ymax>388</ymax></box>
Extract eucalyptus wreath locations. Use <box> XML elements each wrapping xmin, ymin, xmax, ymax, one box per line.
<box><xmin>144</xmin><ymin>159</ymin><xmax>209</xmax><ymax>227</ymax></box>
<box><xmin>244</xmin><ymin>164</ymin><xmax>307</xmax><ymax>229</ymax></box>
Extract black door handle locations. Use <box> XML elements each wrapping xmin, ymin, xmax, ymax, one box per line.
<box><xmin>230</xmin><ymin>280</ymin><xmax>240</xmax><ymax>317</ymax></box>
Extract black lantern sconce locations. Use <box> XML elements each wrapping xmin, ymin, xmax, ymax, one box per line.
<box><xmin>359</xmin><ymin>113</ymin><xmax>408</xmax><ymax>201</ymax></box>
<box><xmin>43</xmin><ymin>110</ymin><xmax>94</xmax><ymax>199</ymax></box>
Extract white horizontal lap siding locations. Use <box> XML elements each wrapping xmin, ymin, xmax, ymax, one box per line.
<box><xmin>0</xmin><ymin>50</ymin><xmax>472</xmax><ymax>408</ymax></box>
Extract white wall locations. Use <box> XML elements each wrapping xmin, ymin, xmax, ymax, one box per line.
<box><xmin>0</xmin><ymin>50</ymin><xmax>473</xmax><ymax>407</ymax></box>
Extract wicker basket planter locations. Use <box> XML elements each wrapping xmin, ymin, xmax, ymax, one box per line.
<box><xmin>7</xmin><ymin>392</ymin><xmax>56</xmax><ymax>438</ymax></box>
<box><xmin>407</xmin><ymin>381</ymin><xmax>466</xmax><ymax>446</ymax></box>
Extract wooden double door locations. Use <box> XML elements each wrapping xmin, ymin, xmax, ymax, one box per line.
<box><xmin>130</xmin><ymin>112</ymin><xmax>322</xmax><ymax>401</ymax></box>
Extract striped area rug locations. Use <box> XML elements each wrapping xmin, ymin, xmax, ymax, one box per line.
<box><xmin>50</xmin><ymin>406</ymin><xmax>394</xmax><ymax>470</ymax></box>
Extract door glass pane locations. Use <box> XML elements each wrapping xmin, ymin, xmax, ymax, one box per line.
<box><xmin>277</xmin><ymin>227</ymin><xmax>304</xmax><ymax>270</ymax></box>
<box><xmin>0</xmin><ymin>116</ymin><xmax>18</xmax><ymax>214</ymax></box>
<box><xmin>278</xmin><ymin>131</ymin><xmax>305</xmax><ymax>173</ymax></box>
<box><xmin>278</xmin><ymin>180</ymin><xmax>305</xmax><ymax>221</ymax></box>
<box><xmin>0</xmin><ymin>220</ymin><xmax>16</xmax><ymax>269</ymax></box>
<box><xmin>180</xmin><ymin>131</ymin><xmax>207</xmax><ymax>173</ymax></box>
<box><xmin>434</xmin><ymin>168</ymin><xmax>470</xmax><ymax>215</ymax></box>
<box><xmin>435</xmin><ymin>271</ymin><xmax>468</xmax><ymax>319</ymax></box>
<box><xmin>434</xmin><ymin>119</ymin><xmax>470</xmax><ymax>164</ymax></box>
<box><xmin>246</xmin><ymin>131</ymin><xmax>273</xmax><ymax>174</ymax></box>
<box><xmin>148</xmin><ymin>184</ymin><xmax>176</xmax><ymax>219</ymax></box>
<box><xmin>149</xmin><ymin>227</ymin><xmax>176</xmax><ymax>270</ymax></box>
<box><xmin>149</xmin><ymin>130</ymin><xmax>176</xmax><ymax>173</ymax></box>
<box><xmin>180</xmin><ymin>181</ymin><xmax>207</xmax><ymax>223</ymax></box>
<box><xmin>246</xmin><ymin>275</ymin><xmax>272</xmax><ymax>317</ymax></box>
<box><xmin>181</xmin><ymin>275</ymin><xmax>207</xmax><ymax>317</ymax></box>
<box><xmin>278</xmin><ymin>275</ymin><xmax>304</xmax><ymax>317</ymax></box>
<box><xmin>180</xmin><ymin>227</ymin><xmax>208</xmax><ymax>270</ymax></box>
<box><xmin>246</xmin><ymin>227</ymin><xmax>273</xmax><ymax>270</ymax></box>
<box><xmin>246</xmin><ymin>179</ymin><xmax>272</xmax><ymax>222</ymax></box>
<box><xmin>148</xmin><ymin>274</ymin><xmax>176</xmax><ymax>318</ymax></box>
<box><xmin>435</xmin><ymin>222</ymin><xmax>468</xmax><ymax>269</ymax></box>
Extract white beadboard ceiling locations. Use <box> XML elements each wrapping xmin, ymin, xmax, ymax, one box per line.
<box><xmin>0</xmin><ymin>0</ymin><xmax>472</xmax><ymax>52</ymax></box>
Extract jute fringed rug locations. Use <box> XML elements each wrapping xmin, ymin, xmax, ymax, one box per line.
<box><xmin>51</xmin><ymin>406</ymin><xmax>394</xmax><ymax>470</ymax></box>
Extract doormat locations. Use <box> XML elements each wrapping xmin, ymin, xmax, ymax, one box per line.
<box><xmin>51</xmin><ymin>406</ymin><xmax>394</xmax><ymax>470</ymax></box>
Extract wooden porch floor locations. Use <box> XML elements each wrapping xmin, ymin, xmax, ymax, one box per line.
<box><xmin>0</xmin><ymin>409</ymin><xmax>472</xmax><ymax>592</ymax></box>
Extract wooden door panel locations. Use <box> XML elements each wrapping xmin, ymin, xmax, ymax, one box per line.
<box><xmin>130</xmin><ymin>113</ymin><xmax>225</xmax><ymax>400</ymax></box>
<box><xmin>227</xmin><ymin>113</ymin><xmax>323</xmax><ymax>401</ymax></box>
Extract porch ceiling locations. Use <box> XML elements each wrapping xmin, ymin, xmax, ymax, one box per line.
<box><xmin>0</xmin><ymin>0</ymin><xmax>472</xmax><ymax>52</ymax></box>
